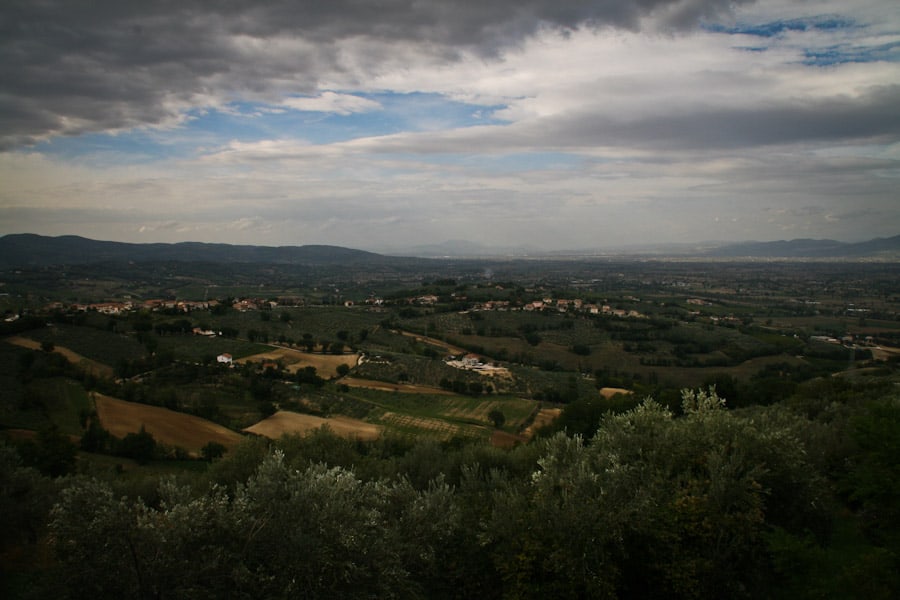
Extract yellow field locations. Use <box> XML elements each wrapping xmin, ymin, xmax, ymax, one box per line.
<box><xmin>522</xmin><ymin>407</ymin><xmax>562</xmax><ymax>438</ymax></box>
<box><xmin>6</xmin><ymin>336</ymin><xmax>114</xmax><ymax>378</ymax></box>
<box><xmin>236</xmin><ymin>346</ymin><xmax>359</xmax><ymax>378</ymax></box>
<box><xmin>243</xmin><ymin>410</ymin><xmax>382</xmax><ymax>441</ymax></box>
<box><xmin>94</xmin><ymin>394</ymin><xmax>244</xmax><ymax>455</ymax></box>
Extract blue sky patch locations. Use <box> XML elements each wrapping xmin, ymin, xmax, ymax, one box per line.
<box><xmin>803</xmin><ymin>41</ymin><xmax>900</xmax><ymax>65</ymax></box>
<box><xmin>31</xmin><ymin>92</ymin><xmax>508</xmax><ymax>164</ymax></box>
<box><xmin>215</xmin><ymin>92</ymin><xmax>506</xmax><ymax>145</ymax></box>
<box><xmin>707</xmin><ymin>16</ymin><xmax>856</xmax><ymax>38</ymax></box>
<box><xmin>31</xmin><ymin>131</ymin><xmax>179</xmax><ymax>165</ymax></box>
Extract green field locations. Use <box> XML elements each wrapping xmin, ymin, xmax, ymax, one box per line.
<box><xmin>328</xmin><ymin>386</ymin><xmax>537</xmax><ymax>440</ymax></box>
<box><xmin>1</xmin><ymin>376</ymin><xmax>92</xmax><ymax>435</ymax></box>
<box><xmin>27</xmin><ymin>323</ymin><xmax>147</xmax><ymax>364</ymax></box>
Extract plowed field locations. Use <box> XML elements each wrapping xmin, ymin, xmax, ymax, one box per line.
<box><xmin>94</xmin><ymin>394</ymin><xmax>244</xmax><ymax>454</ymax></box>
<box><xmin>522</xmin><ymin>407</ymin><xmax>562</xmax><ymax>438</ymax></box>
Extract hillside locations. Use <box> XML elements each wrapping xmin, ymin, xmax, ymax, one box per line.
<box><xmin>704</xmin><ymin>235</ymin><xmax>900</xmax><ymax>258</ymax></box>
<box><xmin>3</xmin><ymin>233</ymin><xmax>899</xmax><ymax>267</ymax></box>
<box><xmin>0</xmin><ymin>234</ymin><xmax>392</xmax><ymax>267</ymax></box>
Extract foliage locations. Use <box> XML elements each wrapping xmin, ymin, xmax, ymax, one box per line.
<box><xmin>50</xmin><ymin>453</ymin><xmax>461</xmax><ymax>599</ymax></box>
<box><xmin>487</xmin><ymin>391</ymin><xmax>831</xmax><ymax>598</ymax></box>
<box><xmin>844</xmin><ymin>396</ymin><xmax>900</xmax><ymax>551</ymax></box>
<box><xmin>117</xmin><ymin>425</ymin><xmax>157</xmax><ymax>465</ymax></box>
<box><xmin>0</xmin><ymin>444</ymin><xmax>62</xmax><ymax>597</ymax></box>
<box><xmin>16</xmin><ymin>424</ymin><xmax>78</xmax><ymax>478</ymax></box>
<box><xmin>33</xmin><ymin>387</ymin><xmax>866</xmax><ymax>598</ymax></box>
<box><xmin>200</xmin><ymin>441</ymin><xmax>227</xmax><ymax>462</ymax></box>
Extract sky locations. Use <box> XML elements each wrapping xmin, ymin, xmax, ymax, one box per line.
<box><xmin>1</xmin><ymin>0</ymin><xmax>898</xmax><ymax>252</ymax></box>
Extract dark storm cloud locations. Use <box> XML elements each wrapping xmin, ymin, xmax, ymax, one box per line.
<box><xmin>0</xmin><ymin>0</ymin><xmax>747</xmax><ymax>149</ymax></box>
<box><xmin>362</xmin><ymin>83</ymin><xmax>900</xmax><ymax>154</ymax></box>
<box><xmin>559</xmin><ymin>84</ymin><xmax>900</xmax><ymax>149</ymax></box>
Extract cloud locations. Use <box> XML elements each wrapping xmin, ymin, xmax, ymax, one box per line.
<box><xmin>0</xmin><ymin>0</ymin><xmax>749</xmax><ymax>149</ymax></box>
<box><xmin>279</xmin><ymin>93</ymin><xmax>382</xmax><ymax>115</ymax></box>
<box><xmin>1</xmin><ymin>1</ymin><xmax>898</xmax><ymax>249</ymax></box>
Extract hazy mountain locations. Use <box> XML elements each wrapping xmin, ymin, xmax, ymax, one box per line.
<box><xmin>0</xmin><ymin>234</ymin><xmax>390</xmax><ymax>267</ymax></box>
<box><xmin>393</xmin><ymin>236</ymin><xmax>900</xmax><ymax>259</ymax></box>
<box><xmin>704</xmin><ymin>235</ymin><xmax>900</xmax><ymax>258</ymax></box>
<box><xmin>381</xmin><ymin>239</ymin><xmax>542</xmax><ymax>258</ymax></box>
<box><xmin>2</xmin><ymin>233</ymin><xmax>898</xmax><ymax>267</ymax></box>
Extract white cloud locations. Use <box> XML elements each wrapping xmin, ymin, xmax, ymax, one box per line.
<box><xmin>1</xmin><ymin>1</ymin><xmax>898</xmax><ymax>249</ymax></box>
<box><xmin>279</xmin><ymin>92</ymin><xmax>383</xmax><ymax>115</ymax></box>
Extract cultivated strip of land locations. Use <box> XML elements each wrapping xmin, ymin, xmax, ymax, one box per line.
<box><xmin>236</xmin><ymin>346</ymin><xmax>359</xmax><ymax>378</ymax></box>
<box><xmin>94</xmin><ymin>394</ymin><xmax>244</xmax><ymax>454</ymax></box>
<box><xmin>340</xmin><ymin>376</ymin><xmax>455</xmax><ymax>394</ymax></box>
<box><xmin>5</xmin><ymin>335</ymin><xmax>114</xmax><ymax>378</ymax></box>
<box><xmin>244</xmin><ymin>410</ymin><xmax>382</xmax><ymax>441</ymax></box>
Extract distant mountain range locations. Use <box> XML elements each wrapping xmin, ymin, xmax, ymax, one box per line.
<box><xmin>700</xmin><ymin>236</ymin><xmax>900</xmax><ymax>258</ymax></box>
<box><xmin>1</xmin><ymin>233</ymin><xmax>898</xmax><ymax>267</ymax></box>
<box><xmin>390</xmin><ymin>236</ymin><xmax>900</xmax><ymax>260</ymax></box>
<box><xmin>0</xmin><ymin>234</ymin><xmax>387</xmax><ymax>268</ymax></box>
<box><xmin>381</xmin><ymin>239</ymin><xmax>543</xmax><ymax>258</ymax></box>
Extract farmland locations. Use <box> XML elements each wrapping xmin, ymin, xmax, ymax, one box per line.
<box><xmin>244</xmin><ymin>410</ymin><xmax>381</xmax><ymax>441</ymax></box>
<box><xmin>94</xmin><ymin>394</ymin><xmax>244</xmax><ymax>455</ymax></box>
<box><xmin>2</xmin><ymin>249</ymin><xmax>900</xmax><ymax>599</ymax></box>
<box><xmin>8</xmin><ymin>335</ymin><xmax>116</xmax><ymax>378</ymax></box>
<box><xmin>237</xmin><ymin>346</ymin><xmax>359</xmax><ymax>378</ymax></box>
<box><xmin>2</xmin><ymin>258</ymin><xmax>898</xmax><ymax>453</ymax></box>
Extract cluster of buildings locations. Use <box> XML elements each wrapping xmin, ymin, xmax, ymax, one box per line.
<box><xmin>44</xmin><ymin>291</ymin><xmax>652</xmax><ymax>320</ymax></box>
<box><xmin>51</xmin><ymin>299</ymin><xmax>219</xmax><ymax>314</ymax></box>
<box><xmin>445</xmin><ymin>353</ymin><xmax>510</xmax><ymax>376</ymax></box>
<box><xmin>345</xmin><ymin>291</ymin><xmax>650</xmax><ymax>319</ymax></box>
<box><xmin>231</xmin><ymin>298</ymin><xmax>275</xmax><ymax>312</ymax></box>
<box><xmin>468</xmin><ymin>297</ymin><xmax>645</xmax><ymax>319</ymax></box>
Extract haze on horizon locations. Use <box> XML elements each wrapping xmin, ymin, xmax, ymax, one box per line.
<box><xmin>1</xmin><ymin>0</ymin><xmax>898</xmax><ymax>253</ymax></box>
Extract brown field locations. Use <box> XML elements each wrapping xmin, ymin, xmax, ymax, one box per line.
<box><xmin>599</xmin><ymin>387</ymin><xmax>633</xmax><ymax>399</ymax></box>
<box><xmin>94</xmin><ymin>394</ymin><xmax>244</xmax><ymax>455</ymax></box>
<box><xmin>522</xmin><ymin>407</ymin><xmax>562</xmax><ymax>438</ymax></box>
<box><xmin>244</xmin><ymin>411</ymin><xmax>382</xmax><ymax>441</ymax></box>
<box><xmin>236</xmin><ymin>346</ymin><xmax>360</xmax><ymax>378</ymax></box>
<box><xmin>6</xmin><ymin>336</ymin><xmax>114</xmax><ymax>378</ymax></box>
<box><xmin>341</xmin><ymin>377</ymin><xmax>455</xmax><ymax>395</ymax></box>
<box><xmin>491</xmin><ymin>429</ymin><xmax>526</xmax><ymax>449</ymax></box>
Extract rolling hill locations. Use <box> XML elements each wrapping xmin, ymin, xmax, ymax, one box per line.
<box><xmin>702</xmin><ymin>235</ymin><xmax>900</xmax><ymax>258</ymax></box>
<box><xmin>0</xmin><ymin>234</ymin><xmax>391</xmax><ymax>267</ymax></box>
<box><xmin>1</xmin><ymin>233</ymin><xmax>898</xmax><ymax>266</ymax></box>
